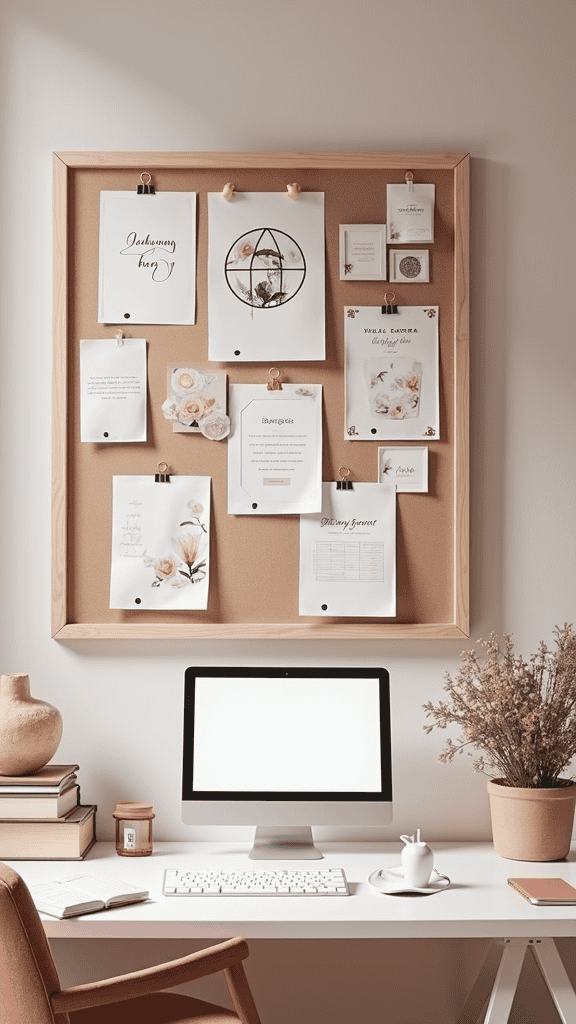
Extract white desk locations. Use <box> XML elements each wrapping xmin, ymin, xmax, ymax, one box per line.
<box><xmin>10</xmin><ymin>841</ymin><xmax>576</xmax><ymax>1024</ymax></box>
<box><xmin>8</xmin><ymin>840</ymin><xmax>576</xmax><ymax>940</ymax></box>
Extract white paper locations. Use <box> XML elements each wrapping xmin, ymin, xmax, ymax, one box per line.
<box><xmin>227</xmin><ymin>384</ymin><xmax>322</xmax><ymax>515</ymax></box>
<box><xmin>299</xmin><ymin>483</ymin><xmax>396</xmax><ymax>617</ymax></box>
<box><xmin>98</xmin><ymin>191</ymin><xmax>196</xmax><ymax>325</ymax></box>
<box><xmin>80</xmin><ymin>337</ymin><xmax>147</xmax><ymax>442</ymax></box>
<box><xmin>387</xmin><ymin>183</ymin><xmax>435</xmax><ymax>243</ymax></box>
<box><xmin>378</xmin><ymin>447</ymin><xmax>428</xmax><ymax>492</ymax></box>
<box><xmin>110</xmin><ymin>476</ymin><xmax>210</xmax><ymax>609</ymax></box>
<box><xmin>345</xmin><ymin>306</ymin><xmax>439</xmax><ymax>441</ymax></box>
<box><xmin>208</xmin><ymin>191</ymin><xmax>325</xmax><ymax>361</ymax></box>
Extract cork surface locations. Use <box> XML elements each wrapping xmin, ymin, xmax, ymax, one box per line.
<box><xmin>66</xmin><ymin>166</ymin><xmax>455</xmax><ymax>625</ymax></box>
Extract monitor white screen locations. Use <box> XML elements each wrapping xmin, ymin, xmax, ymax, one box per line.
<box><xmin>192</xmin><ymin>675</ymin><xmax>382</xmax><ymax>793</ymax></box>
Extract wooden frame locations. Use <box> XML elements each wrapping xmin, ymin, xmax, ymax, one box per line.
<box><xmin>52</xmin><ymin>151</ymin><xmax>469</xmax><ymax>640</ymax></box>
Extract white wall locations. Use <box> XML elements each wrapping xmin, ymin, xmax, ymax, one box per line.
<box><xmin>1</xmin><ymin>2</ymin><xmax>575</xmax><ymax>1019</ymax></box>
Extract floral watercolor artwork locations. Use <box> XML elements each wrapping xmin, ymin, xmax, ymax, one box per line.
<box><xmin>225</xmin><ymin>229</ymin><xmax>306</xmax><ymax>308</ymax></box>
<box><xmin>344</xmin><ymin>306</ymin><xmax>439</xmax><ymax>441</ymax></box>
<box><xmin>364</xmin><ymin>357</ymin><xmax>423</xmax><ymax>421</ymax></box>
<box><xmin>208</xmin><ymin>191</ymin><xmax>325</xmax><ymax>361</ymax></box>
<box><xmin>110</xmin><ymin>476</ymin><xmax>211</xmax><ymax>610</ymax></box>
<box><xmin>162</xmin><ymin>365</ymin><xmax>229</xmax><ymax>439</ymax></box>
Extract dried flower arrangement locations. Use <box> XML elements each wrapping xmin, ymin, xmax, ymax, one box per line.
<box><xmin>423</xmin><ymin>625</ymin><xmax>576</xmax><ymax>789</ymax></box>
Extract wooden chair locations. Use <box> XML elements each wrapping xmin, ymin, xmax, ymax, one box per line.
<box><xmin>0</xmin><ymin>861</ymin><xmax>261</xmax><ymax>1024</ymax></box>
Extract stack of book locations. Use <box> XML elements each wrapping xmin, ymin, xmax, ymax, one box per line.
<box><xmin>0</xmin><ymin>764</ymin><xmax>96</xmax><ymax>860</ymax></box>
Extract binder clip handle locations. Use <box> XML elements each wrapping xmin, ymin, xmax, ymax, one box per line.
<box><xmin>155</xmin><ymin>461</ymin><xmax>170</xmax><ymax>483</ymax></box>
<box><xmin>267</xmin><ymin>367</ymin><xmax>283</xmax><ymax>391</ymax></box>
<box><xmin>137</xmin><ymin>171</ymin><xmax>155</xmax><ymax>194</ymax></box>
<box><xmin>381</xmin><ymin>291</ymin><xmax>398</xmax><ymax>315</ymax></box>
<box><xmin>336</xmin><ymin>466</ymin><xmax>353</xmax><ymax>490</ymax></box>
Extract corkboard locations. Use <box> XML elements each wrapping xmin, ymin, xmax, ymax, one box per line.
<box><xmin>52</xmin><ymin>152</ymin><xmax>469</xmax><ymax>640</ymax></box>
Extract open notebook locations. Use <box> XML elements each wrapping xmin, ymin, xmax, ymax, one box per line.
<box><xmin>30</xmin><ymin>873</ymin><xmax>149</xmax><ymax>918</ymax></box>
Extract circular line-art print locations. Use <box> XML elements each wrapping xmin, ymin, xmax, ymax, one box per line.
<box><xmin>225</xmin><ymin>228</ymin><xmax>306</xmax><ymax>309</ymax></box>
<box><xmin>398</xmin><ymin>255</ymin><xmax>422</xmax><ymax>279</ymax></box>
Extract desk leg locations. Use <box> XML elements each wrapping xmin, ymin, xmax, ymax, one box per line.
<box><xmin>456</xmin><ymin>941</ymin><xmax>509</xmax><ymax>1024</ymax></box>
<box><xmin>531</xmin><ymin>938</ymin><xmax>576</xmax><ymax>1024</ymax></box>
<box><xmin>482</xmin><ymin>940</ymin><xmax>527</xmax><ymax>1024</ymax></box>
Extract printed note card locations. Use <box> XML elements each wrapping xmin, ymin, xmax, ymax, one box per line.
<box><xmin>80</xmin><ymin>337</ymin><xmax>147</xmax><ymax>442</ymax></box>
<box><xmin>110</xmin><ymin>475</ymin><xmax>210</xmax><ymax>610</ymax></box>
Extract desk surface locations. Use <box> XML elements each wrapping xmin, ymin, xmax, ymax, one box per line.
<box><xmin>9</xmin><ymin>841</ymin><xmax>576</xmax><ymax>940</ymax></box>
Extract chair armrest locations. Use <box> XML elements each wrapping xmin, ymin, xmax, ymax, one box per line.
<box><xmin>51</xmin><ymin>936</ymin><xmax>249</xmax><ymax>1014</ymax></box>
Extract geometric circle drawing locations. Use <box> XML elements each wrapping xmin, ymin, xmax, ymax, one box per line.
<box><xmin>398</xmin><ymin>255</ymin><xmax>422</xmax><ymax>279</ymax></box>
<box><xmin>225</xmin><ymin>228</ymin><xmax>306</xmax><ymax>308</ymax></box>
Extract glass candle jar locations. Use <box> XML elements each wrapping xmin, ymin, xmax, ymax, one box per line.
<box><xmin>113</xmin><ymin>801</ymin><xmax>154</xmax><ymax>856</ymax></box>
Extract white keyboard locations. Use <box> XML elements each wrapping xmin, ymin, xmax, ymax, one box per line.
<box><xmin>163</xmin><ymin>867</ymin><xmax>350</xmax><ymax>896</ymax></box>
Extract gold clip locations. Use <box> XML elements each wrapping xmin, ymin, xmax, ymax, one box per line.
<box><xmin>267</xmin><ymin>367</ymin><xmax>283</xmax><ymax>391</ymax></box>
<box><xmin>155</xmin><ymin>461</ymin><xmax>170</xmax><ymax>483</ymax></box>
<box><xmin>137</xmin><ymin>171</ymin><xmax>155</xmax><ymax>194</ymax></box>
<box><xmin>381</xmin><ymin>291</ymin><xmax>398</xmax><ymax>315</ymax></box>
<box><xmin>336</xmin><ymin>466</ymin><xmax>353</xmax><ymax>490</ymax></box>
<box><xmin>405</xmin><ymin>170</ymin><xmax>414</xmax><ymax>193</ymax></box>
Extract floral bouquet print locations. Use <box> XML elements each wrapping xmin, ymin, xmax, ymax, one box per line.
<box><xmin>110</xmin><ymin>476</ymin><xmax>211</xmax><ymax>610</ymax></box>
<box><xmin>162</xmin><ymin>365</ymin><xmax>229</xmax><ymax>439</ymax></box>
<box><xmin>364</xmin><ymin>357</ymin><xmax>423</xmax><ymax>420</ymax></box>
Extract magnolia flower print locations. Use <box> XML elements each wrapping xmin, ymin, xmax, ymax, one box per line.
<box><xmin>143</xmin><ymin>500</ymin><xmax>208</xmax><ymax>588</ymax></box>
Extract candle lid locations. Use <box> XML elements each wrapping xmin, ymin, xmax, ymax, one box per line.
<box><xmin>113</xmin><ymin>801</ymin><xmax>154</xmax><ymax>819</ymax></box>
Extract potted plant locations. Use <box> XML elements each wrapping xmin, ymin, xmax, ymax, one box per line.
<box><xmin>423</xmin><ymin>625</ymin><xmax>576</xmax><ymax>861</ymax></box>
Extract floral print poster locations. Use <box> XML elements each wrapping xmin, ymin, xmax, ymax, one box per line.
<box><xmin>110</xmin><ymin>475</ymin><xmax>210</xmax><ymax>609</ymax></box>
<box><xmin>344</xmin><ymin>306</ymin><xmax>439</xmax><ymax>441</ymax></box>
<box><xmin>207</xmin><ymin>191</ymin><xmax>325</xmax><ymax>362</ymax></box>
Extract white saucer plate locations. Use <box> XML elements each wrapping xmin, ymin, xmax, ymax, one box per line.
<box><xmin>368</xmin><ymin>866</ymin><xmax>451</xmax><ymax>896</ymax></box>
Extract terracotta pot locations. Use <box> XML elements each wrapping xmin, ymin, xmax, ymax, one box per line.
<box><xmin>488</xmin><ymin>778</ymin><xmax>576</xmax><ymax>861</ymax></box>
<box><xmin>0</xmin><ymin>674</ymin><xmax>63</xmax><ymax>776</ymax></box>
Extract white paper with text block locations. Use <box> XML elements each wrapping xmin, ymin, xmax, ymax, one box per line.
<box><xmin>299</xmin><ymin>482</ymin><xmax>396</xmax><ymax>617</ymax></box>
<box><xmin>80</xmin><ymin>337</ymin><xmax>147</xmax><ymax>442</ymax></box>
<box><xmin>227</xmin><ymin>384</ymin><xmax>322</xmax><ymax>515</ymax></box>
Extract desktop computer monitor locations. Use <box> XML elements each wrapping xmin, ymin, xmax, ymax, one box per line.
<box><xmin>182</xmin><ymin>667</ymin><xmax>392</xmax><ymax>859</ymax></box>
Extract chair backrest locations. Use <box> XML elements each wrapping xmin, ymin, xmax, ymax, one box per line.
<box><xmin>0</xmin><ymin>862</ymin><xmax>68</xmax><ymax>1024</ymax></box>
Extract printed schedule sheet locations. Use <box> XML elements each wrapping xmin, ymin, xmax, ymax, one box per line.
<box><xmin>299</xmin><ymin>482</ymin><xmax>396</xmax><ymax>617</ymax></box>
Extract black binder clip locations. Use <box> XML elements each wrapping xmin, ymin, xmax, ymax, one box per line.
<box><xmin>154</xmin><ymin>461</ymin><xmax>170</xmax><ymax>483</ymax></box>
<box><xmin>336</xmin><ymin>467</ymin><xmax>353</xmax><ymax>491</ymax></box>
<box><xmin>381</xmin><ymin>291</ymin><xmax>398</xmax><ymax>315</ymax></box>
<box><xmin>137</xmin><ymin>172</ymin><xmax>155</xmax><ymax>194</ymax></box>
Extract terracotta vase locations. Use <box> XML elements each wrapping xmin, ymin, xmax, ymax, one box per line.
<box><xmin>488</xmin><ymin>778</ymin><xmax>576</xmax><ymax>861</ymax></box>
<box><xmin>0</xmin><ymin>674</ymin><xmax>63</xmax><ymax>776</ymax></box>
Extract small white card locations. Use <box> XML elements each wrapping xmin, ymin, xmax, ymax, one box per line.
<box><xmin>339</xmin><ymin>224</ymin><xmax>386</xmax><ymax>280</ymax></box>
<box><xmin>98</xmin><ymin>191</ymin><xmax>196</xmax><ymax>325</ymax></box>
<box><xmin>299</xmin><ymin>482</ymin><xmax>396</xmax><ymax>617</ymax></box>
<box><xmin>389</xmin><ymin>249</ymin><xmax>429</xmax><ymax>283</ymax></box>
<box><xmin>80</xmin><ymin>337</ymin><xmax>147</xmax><ymax>442</ymax></box>
<box><xmin>345</xmin><ymin>305</ymin><xmax>439</xmax><ymax>441</ymax></box>
<box><xmin>227</xmin><ymin>384</ymin><xmax>322</xmax><ymax>515</ymax></box>
<box><xmin>378</xmin><ymin>447</ymin><xmax>428</xmax><ymax>492</ymax></box>
<box><xmin>387</xmin><ymin>183</ymin><xmax>435</xmax><ymax>243</ymax></box>
<box><xmin>110</xmin><ymin>475</ymin><xmax>210</xmax><ymax>609</ymax></box>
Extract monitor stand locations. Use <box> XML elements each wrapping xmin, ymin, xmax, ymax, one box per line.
<box><xmin>248</xmin><ymin>825</ymin><xmax>323</xmax><ymax>860</ymax></box>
